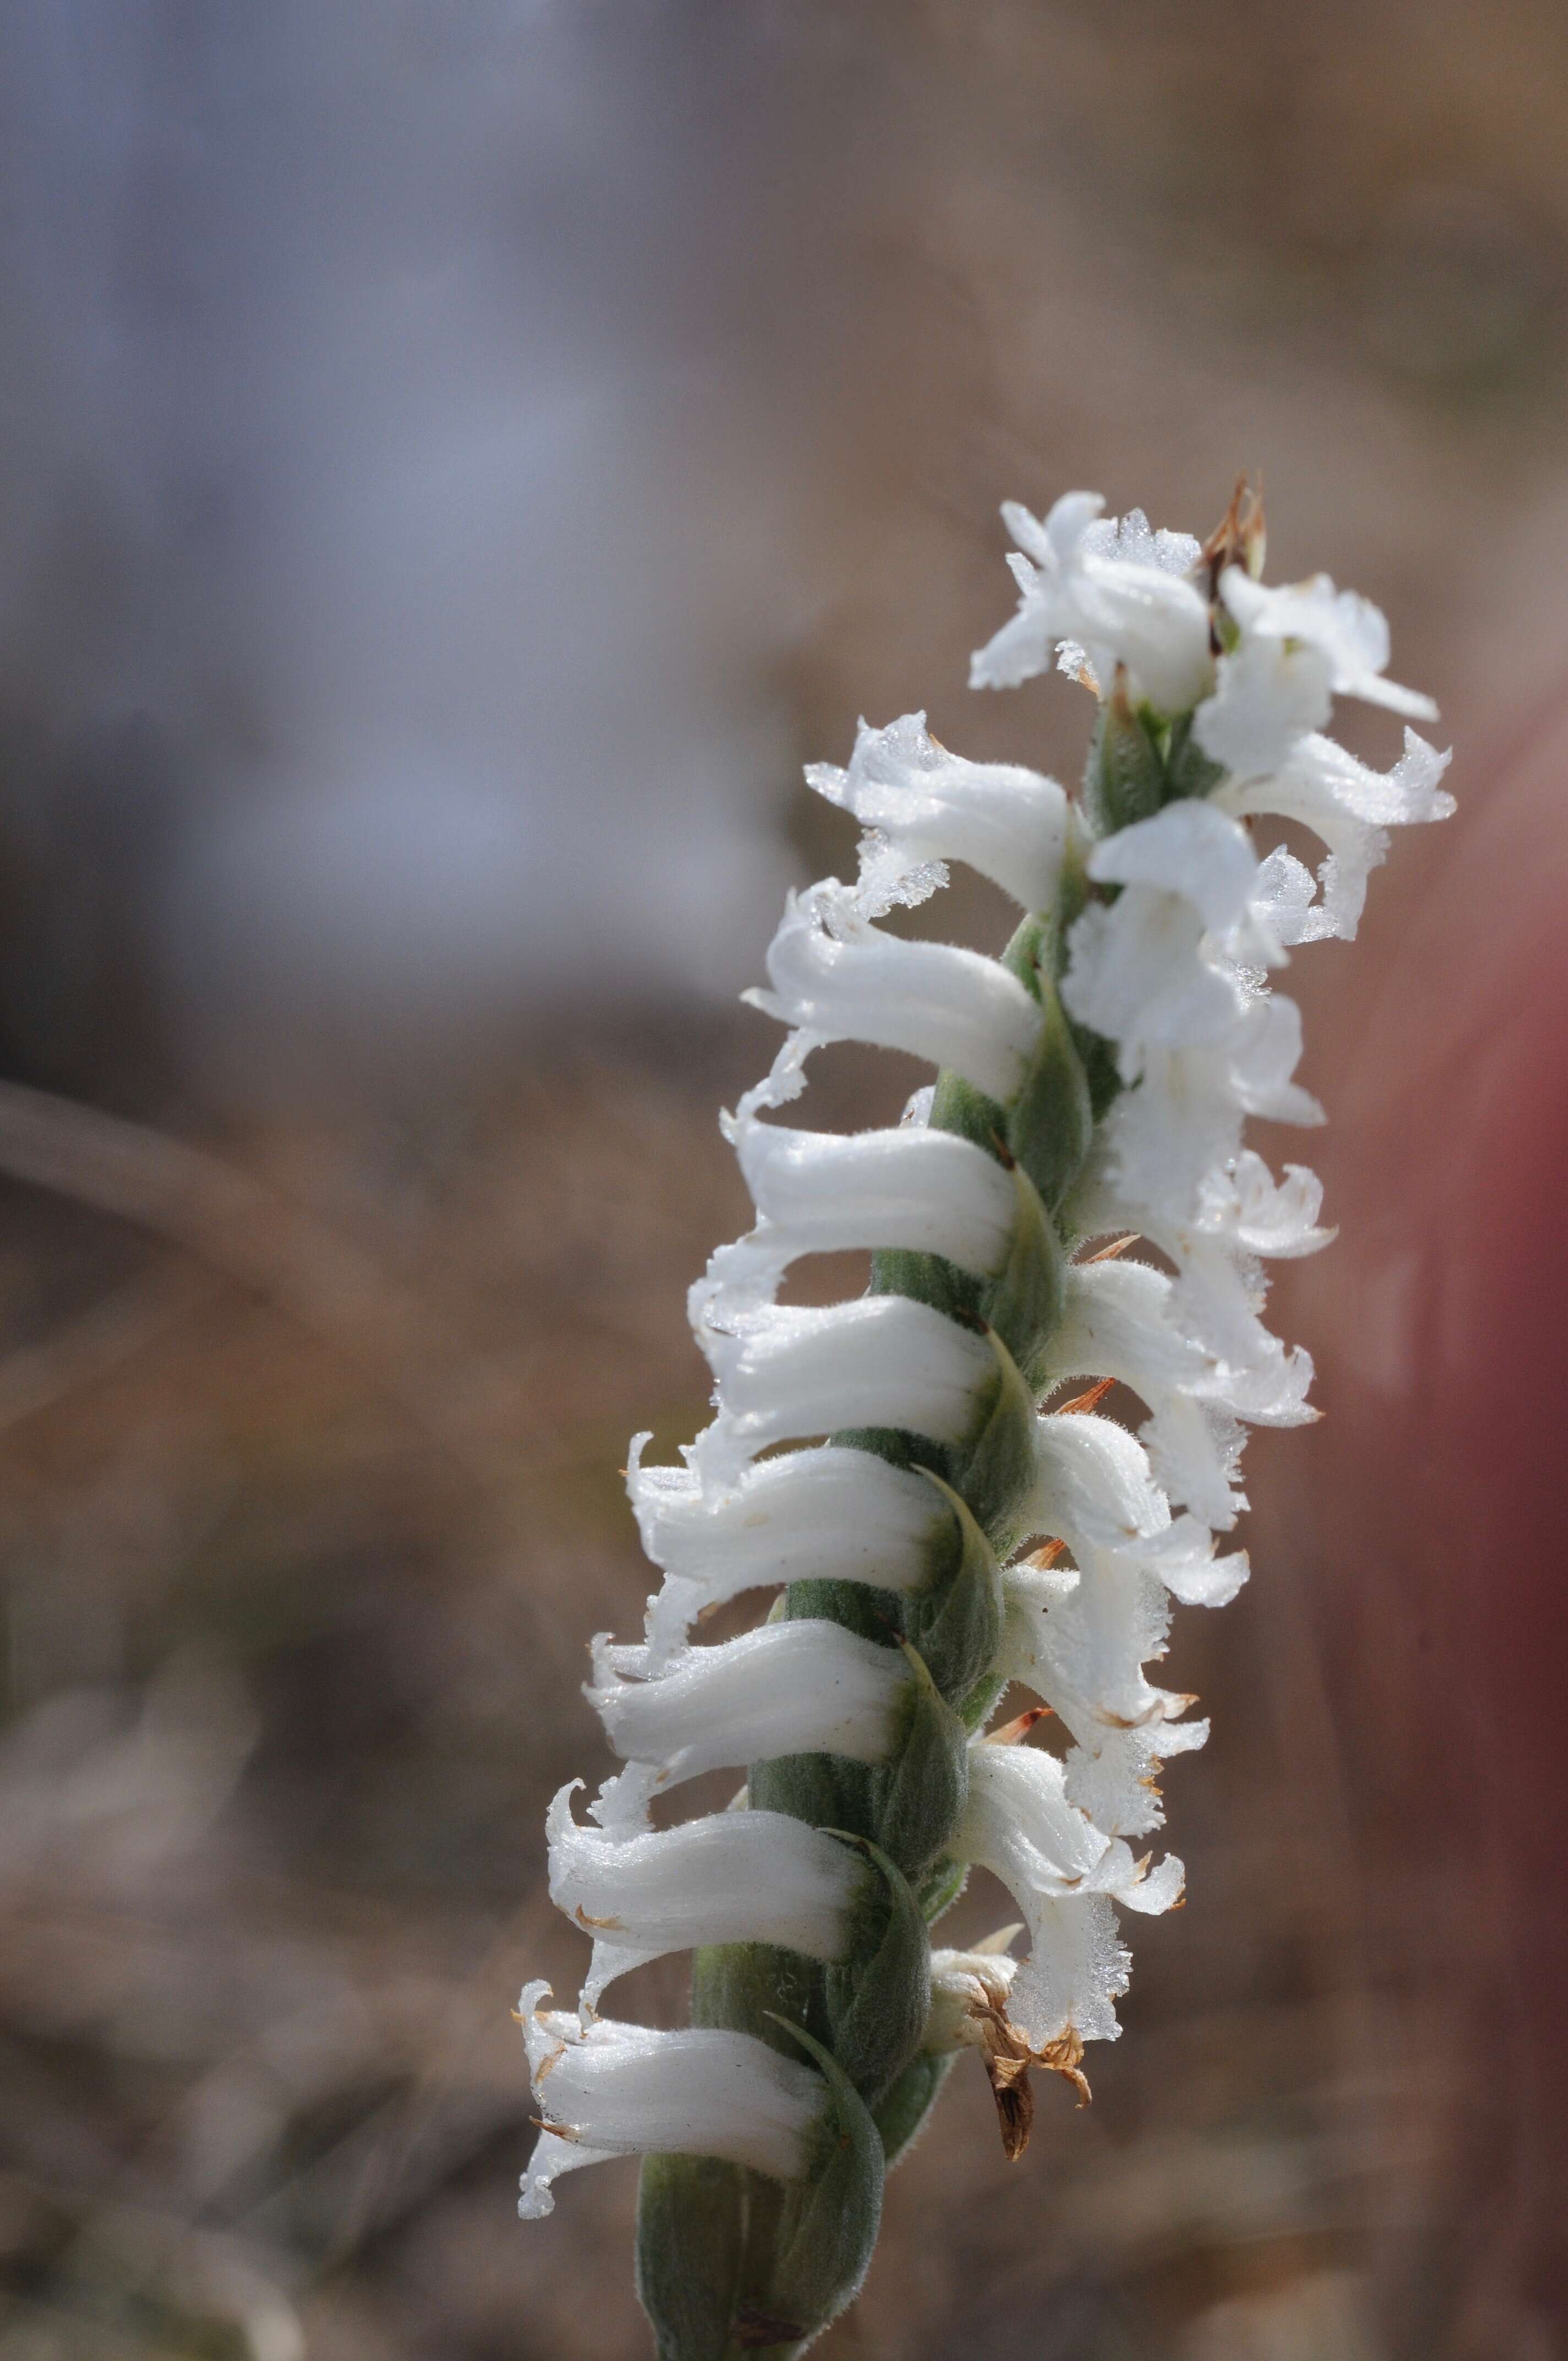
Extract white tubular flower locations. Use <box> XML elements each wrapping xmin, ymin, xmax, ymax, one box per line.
<box><xmin>745</xmin><ymin>883</ymin><xmax>1043</xmax><ymax>1103</ymax></box>
<box><xmin>959</xmin><ymin>1736</ymin><xmax>1183</xmax><ymax>1911</ymax></box>
<box><xmin>1091</xmin><ymin>1154</ymin><xmax>1334</xmax><ymax>1391</ymax></box>
<box><xmin>1215</xmin><ymin>564</ymin><xmax>1439</xmax><ymax>721</ymax></box>
<box><xmin>970</xmin><ymin>494</ymin><xmax>1212</xmax><ymax>712</ymax></box>
<box><xmin>692</xmin><ymin>1294</ymin><xmax>997</xmax><ymax>1485</ymax></box>
<box><xmin>1004</xmin><ymin>1554</ymin><xmax>1188</xmax><ymax>1745</ymax></box>
<box><xmin>1212</xmin><ymin>727</ymin><xmax>1455</xmax><ymax>944</ymax></box>
<box><xmin>546</xmin><ymin>1785</ymin><xmax>863</xmax><ymax>2011</ymax></box>
<box><xmin>1191</xmin><ymin>629</ymin><xmax>1335</xmax><ymax>781</ymax></box>
<box><xmin>952</xmin><ymin>1745</ymin><xmax>1168</xmax><ymax>2053</ymax></box>
<box><xmin>627</xmin><ymin>1440</ymin><xmax>944</xmax><ymax>1664</ymax></box>
<box><xmin>1049</xmin><ymin>1256</ymin><xmax>1313</xmax><ymax>1527</ymax></box>
<box><xmin>1053</xmin><ymin>1257</ymin><xmax>1210</xmax><ymax>1401</ymax></box>
<box><xmin>806</xmin><ymin>711</ymin><xmax>1072</xmax><ymax>912</ymax></box>
<box><xmin>1062</xmin><ymin>799</ymin><xmax>1279</xmax><ymax>1073</ymax></box>
<box><xmin>924</xmin><ymin>1933</ymin><xmax>1106</xmax><ymax>2142</ymax></box>
<box><xmin>1028</xmin><ymin>1408</ymin><xmax>1248</xmax><ymax>1607</ymax></box>
<box><xmin>694</xmin><ymin>1115</ymin><xmax>1020</xmax><ymax>1320</ymax></box>
<box><xmin>1081</xmin><ymin>990</ymin><xmax>1323</xmax><ymax>1235</ymax></box>
<box><xmin>587</xmin><ymin>1619</ymin><xmax>907</xmax><ymax>1813</ymax></box>
<box><xmin>519</xmin><ymin>1982</ymin><xmax>823</xmax><ymax>2218</ymax></box>
<box><xmin>1065</xmin><ymin>562</ymin><xmax>1214</xmax><ymax>717</ymax></box>
<box><xmin>1001</xmin><ymin>1558</ymin><xmax>1212</xmax><ymax>1836</ymax></box>
<box><xmin>1004</xmin><ymin>1893</ymin><xmax>1131</xmax><ymax>2052</ymax></box>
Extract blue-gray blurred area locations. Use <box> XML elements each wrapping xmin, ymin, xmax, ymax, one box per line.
<box><xmin>0</xmin><ymin>6</ymin><xmax>1565</xmax><ymax>2360</ymax></box>
<box><xmin>0</xmin><ymin>2</ymin><xmax>832</xmax><ymax>1105</ymax></box>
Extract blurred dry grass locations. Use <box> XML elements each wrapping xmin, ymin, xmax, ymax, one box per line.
<box><xmin>0</xmin><ymin>1045</ymin><xmax>1542</xmax><ymax>2361</ymax></box>
<box><xmin>0</xmin><ymin>1069</ymin><xmax>1255</xmax><ymax>2357</ymax></box>
<box><xmin>2</xmin><ymin>3</ymin><xmax>1567</xmax><ymax>2357</ymax></box>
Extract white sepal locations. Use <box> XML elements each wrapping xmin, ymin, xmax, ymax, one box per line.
<box><xmin>733</xmin><ymin>1113</ymin><xmax>1017</xmax><ymax>1271</ymax></box>
<box><xmin>586</xmin><ymin>1619</ymin><xmax>907</xmax><ymax>1820</ymax></box>
<box><xmin>547</xmin><ymin>1784</ymin><xmax>862</xmax><ymax>2011</ymax></box>
<box><xmin>627</xmin><ymin>1440</ymin><xmax>943</xmax><ymax>1665</ymax></box>
<box><xmin>806</xmin><ymin>711</ymin><xmax>1071</xmax><ymax>913</ymax></box>
<box><xmin>1053</xmin><ymin>1257</ymin><xmax>1211</xmax><ymax>1403</ymax></box>
<box><xmin>518</xmin><ymin>1982</ymin><xmax>823</xmax><ymax>2217</ymax></box>
<box><xmin>1067</xmin><ymin>557</ymin><xmax>1214</xmax><ymax>715</ymax></box>
<box><xmin>968</xmin><ymin>491</ymin><xmax>1106</xmax><ymax>689</ymax></box>
<box><xmin>745</xmin><ymin>883</ymin><xmax>1043</xmax><ymax>1103</ymax></box>
<box><xmin>1086</xmin><ymin>797</ymin><xmax>1265</xmax><ymax>940</ymax></box>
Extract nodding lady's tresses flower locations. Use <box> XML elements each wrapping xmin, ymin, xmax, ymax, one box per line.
<box><xmin>547</xmin><ymin>1786</ymin><xmax>868</xmax><ymax>2011</ymax></box>
<box><xmin>519</xmin><ymin>1982</ymin><xmax>826</xmax><ymax>2218</ymax></box>
<box><xmin>517</xmin><ymin>480</ymin><xmax>1453</xmax><ymax>2358</ymax></box>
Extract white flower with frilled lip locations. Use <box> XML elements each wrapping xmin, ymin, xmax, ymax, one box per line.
<box><xmin>1215</xmin><ymin>564</ymin><xmax>1438</xmax><ymax>721</ymax></box>
<box><xmin>585</xmin><ymin>1618</ymin><xmax>910</xmax><ymax>1830</ymax></box>
<box><xmin>971</xmin><ymin>494</ymin><xmax>1213</xmax><ymax>713</ymax></box>
<box><xmin>745</xmin><ymin>880</ymin><xmax>1044</xmax><ymax>1106</ymax></box>
<box><xmin>547</xmin><ymin>1784</ymin><xmax>865</xmax><ymax>2011</ymax></box>
<box><xmin>689</xmin><ymin>1292</ymin><xmax>1000</xmax><ymax>1490</ymax></box>
<box><xmin>518</xmin><ymin>1982</ymin><xmax>824</xmax><ymax>2218</ymax></box>
<box><xmin>807</xmin><ymin>711</ymin><xmax>1074</xmax><ymax>916</ymax></box>
<box><xmin>626</xmin><ymin>1439</ymin><xmax>946</xmax><ymax>1665</ymax></box>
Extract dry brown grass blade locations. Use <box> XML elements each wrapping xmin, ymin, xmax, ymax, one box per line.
<box><xmin>0</xmin><ymin>1080</ymin><xmax>507</xmax><ymax>1485</ymax></box>
<box><xmin>0</xmin><ymin>1259</ymin><xmax>222</xmax><ymax>1436</ymax></box>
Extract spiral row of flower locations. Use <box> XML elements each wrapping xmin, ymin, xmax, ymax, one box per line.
<box><xmin>518</xmin><ymin>483</ymin><xmax>1452</xmax><ymax>2360</ymax></box>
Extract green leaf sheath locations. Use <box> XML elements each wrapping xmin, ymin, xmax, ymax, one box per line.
<box><xmin>636</xmin><ymin>804</ymin><xmax>1130</xmax><ymax>2352</ymax></box>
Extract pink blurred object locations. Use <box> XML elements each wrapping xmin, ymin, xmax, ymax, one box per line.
<box><xmin>1279</xmin><ymin>676</ymin><xmax>1568</xmax><ymax>2321</ymax></box>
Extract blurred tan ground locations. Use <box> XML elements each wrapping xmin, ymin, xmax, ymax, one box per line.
<box><xmin>2</xmin><ymin>6</ymin><xmax>1567</xmax><ymax>2358</ymax></box>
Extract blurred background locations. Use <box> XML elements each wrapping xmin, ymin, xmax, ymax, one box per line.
<box><xmin>0</xmin><ymin>3</ymin><xmax>1565</xmax><ymax>2356</ymax></box>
